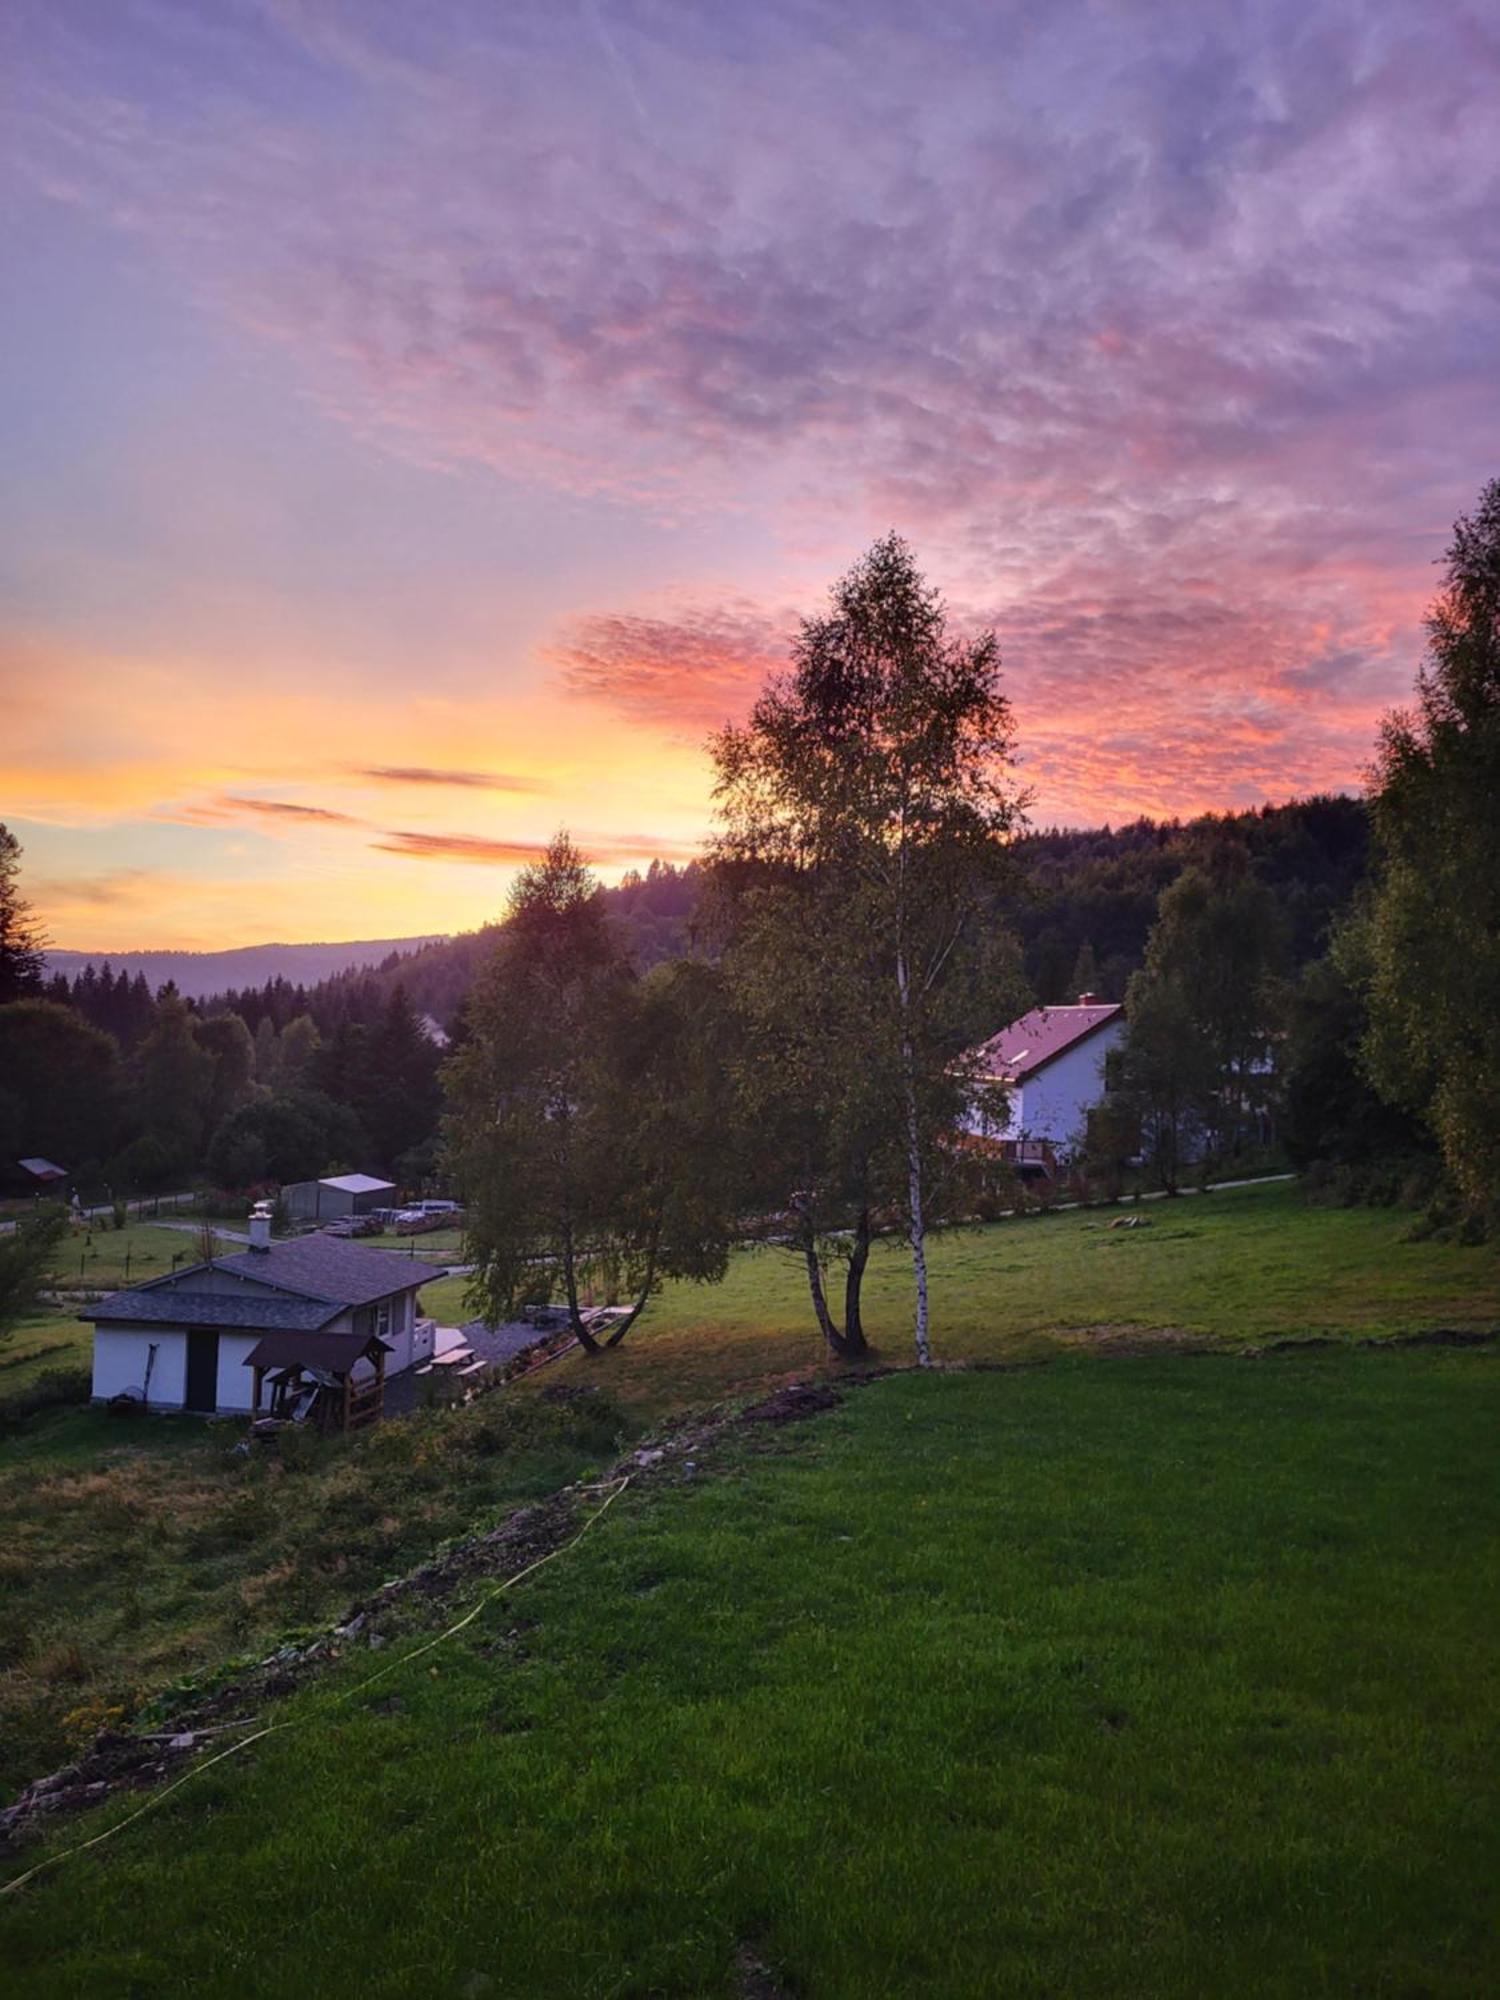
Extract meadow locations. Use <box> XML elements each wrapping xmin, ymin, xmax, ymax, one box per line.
<box><xmin>543</xmin><ymin>1181</ymin><xmax>1500</xmax><ymax>1422</ymax></box>
<box><xmin>3</xmin><ymin>1349</ymin><xmax>1496</xmax><ymax>1996</ymax></box>
<box><xmin>2</xmin><ymin>1182</ymin><xmax>1496</xmax><ymax>1797</ymax></box>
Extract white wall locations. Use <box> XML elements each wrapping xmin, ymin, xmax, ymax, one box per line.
<box><xmin>92</xmin><ymin>1328</ymin><xmax>186</xmax><ymax>1408</ymax></box>
<box><xmin>350</xmin><ymin>1290</ymin><xmax>431</xmax><ymax>1382</ymax></box>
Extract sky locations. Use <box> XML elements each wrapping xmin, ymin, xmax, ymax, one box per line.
<box><xmin>2</xmin><ymin>0</ymin><xmax>1497</xmax><ymax>950</ymax></box>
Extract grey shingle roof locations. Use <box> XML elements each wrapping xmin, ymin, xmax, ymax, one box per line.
<box><xmin>214</xmin><ymin>1235</ymin><xmax>429</xmax><ymax>1307</ymax></box>
<box><xmin>88</xmin><ymin>1291</ymin><xmax>338</xmax><ymax>1331</ymax></box>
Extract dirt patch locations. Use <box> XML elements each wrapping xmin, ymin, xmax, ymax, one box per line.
<box><xmin>739</xmin><ymin>1382</ymin><xmax>844</xmax><ymax>1425</ymax></box>
<box><xmin>733</xmin><ymin>1941</ymin><xmax>796</xmax><ymax>1999</ymax></box>
<box><xmin>1364</xmin><ymin>1327</ymin><xmax>1495</xmax><ymax>1350</ymax></box>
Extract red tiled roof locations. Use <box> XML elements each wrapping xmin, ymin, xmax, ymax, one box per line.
<box><xmin>973</xmin><ymin>1002</ymin><xmax>1123</xmax><ymax>1083</ymax></box>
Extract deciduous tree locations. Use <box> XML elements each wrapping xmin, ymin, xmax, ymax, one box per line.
<box><xmin>711</xmin><ymin>535</ymin><xmax>1026</xmax><ymax>1364</ymax></box>
<box><xmin>1119</xmin><ymin>854</ymin><xmax>1284</xmax><ymax>1175</ymax></box>
<box><xmin>1360</xmin><ymin>477</ymin><xmax>1500</xmax><ymax>1221</ymax></box>
<box><xmin>0</xmin><ymin>1001</ymin><xmax>121</xmax><ymax>1176</ymax></box>
<box><xmin>446</xmin><ymin>836</ymin><xmax>631</xmax><ymax>1355</ymax></box>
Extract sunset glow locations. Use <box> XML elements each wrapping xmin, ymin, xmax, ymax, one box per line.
<box><xmin>3</xmin><ymin>1</ymin><xmax>1496</xmax><ymax>948</ymax></box>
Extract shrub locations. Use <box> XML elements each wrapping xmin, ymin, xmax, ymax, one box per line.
<box><xmin>0</xmin><ymin>1366</ymin><xmax>92</xmax><ymax>1428</ymax></box>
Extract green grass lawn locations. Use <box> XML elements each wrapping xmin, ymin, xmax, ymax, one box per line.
<box><xmin>545</xmin><ymin>1181</ymin><xmax>1500</xmax><ymax>1422</ymax></box>
<box><xmin>0</xmin><ymin>1304</ymin><xmax>92</xmax><ymax>1398</ymax></box>
<box><xmin>417</xmin><ymin>1270</ymin><xmax>474</xmax><ymax>1324</ymax></box>
<box><xmin>4</xmin><ymin>1349</ymin><xmax>1495</xmax><ymax>1997</ymax></box>
<box><xmin>2</xmin><ymin>1182</ymin><xmax>1495</xmax><ymax>1884</ymax></box>
<box><xmin>38</xmin><ymin>1220</ymin><xmax>226</xmax><ymax>1297</ymax></box>
<box><xmin>360</xmin><ymin>1224</ymin><xmax>464</xmax><ymax>1262</ymax></box>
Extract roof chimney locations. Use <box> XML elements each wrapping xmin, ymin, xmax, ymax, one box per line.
<box><xmin>1077</xmin><ymin>991</ymin><xmax>1099</xmax><ymax>1006</ymax></box>
<box><xmin>248</xmin><ymin>1201</ymin><xmax>273</xmax><ymax>1253</ymax></box>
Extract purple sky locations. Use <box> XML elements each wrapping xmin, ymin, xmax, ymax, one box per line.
<box><xmin>3</xmin><ymin>1</ymin><xmax>1497</xmax><ymax>946</ymax></box>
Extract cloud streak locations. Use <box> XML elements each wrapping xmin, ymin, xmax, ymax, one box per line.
<box><xmin>373</xmin><ymin>828</ymin><xmax>702</xmax><ymax>867</ymax></box>
<box><xmin>218</xmin><ymin>795</ymin><xmax>365</xmax><ymax>826</ymax></box>
<box><xmin>356</xmin><ymin>766</ymin><xmax>553</xmax><ymax>793</ymax></box>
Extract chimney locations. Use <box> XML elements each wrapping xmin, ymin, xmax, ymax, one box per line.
<box><xmin>248</xmin><ymin>1201</ymin><xmax>273</xmax><ymax>1253</ymax></box>
<box><xmin>1077</xmin><ymin>991</ymin><xmax>1099</xmax><ymax>1006</ymax></box>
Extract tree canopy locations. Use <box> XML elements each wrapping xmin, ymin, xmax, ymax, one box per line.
<box><xmin>1359</xmin><ymin>476</ymin><xmax>1500</xmax><ymax>1222</ymax></box>
<box><xmin>712</xmin><ymin>533</ymin><xmax>1026</xmax><ymax>1363</ymax></box>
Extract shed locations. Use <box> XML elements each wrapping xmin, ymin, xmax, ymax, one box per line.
<box><xmin>17</xmin><ymin>1157</ymin><xmax>67</xmax><ymax>1186</ymax></box>
<box><xmin>86</xmin><ymin>1234</ymin><xmax>433</xmax><ymax>1418</ymax></box>
<box><xmin>282</xmin><ymin>1173</ymin><xmax>396</xmax><ymax>1223</ymax></box>
<box><xmin>245</xmin><ymin>1328</ymin><xmax>392</xmax><ymax>1432</ymax></box>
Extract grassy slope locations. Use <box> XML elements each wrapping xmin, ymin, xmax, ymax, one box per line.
<box><xmin>546</xmin><ymin>1182</ymin><xmax>1500</xmax><ymax>1422</ymax></box>
<box><xmin>0</xmin><ymin>1393</ymin><xmax>627</xmax><ymax>1796</ymax></box>
<box><xmin>5</xmin><ymin>1351</ymin><xmax>1496</xmax><ymax>1998</ymax></box>
<box><xmin>0</xmin><ymin>1305</ymin><xmax>91</xmax><ymax>1396</ymax></box>
<box><xmin>3</xmin><ymin>1184</ymin><xmax>1493</xmax><ymax>1793</ymax></box>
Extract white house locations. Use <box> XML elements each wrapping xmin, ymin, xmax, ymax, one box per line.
<box><xmin>87</xmin><ymin>1212</ymin><xmax>434</xmax><ymax>1420</ymax></box>
<box><xmin>961</xmin><ymin>993</ymin><xmax>1126</xmax><ymax>1170</ymax></box>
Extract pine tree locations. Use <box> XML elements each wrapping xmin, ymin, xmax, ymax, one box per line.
<box><xmin>0</xmin><ymin>826</ymin><xmax>44</xmax><ymax>1005</ymax></box>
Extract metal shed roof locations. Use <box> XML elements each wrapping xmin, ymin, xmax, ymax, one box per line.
<box><xmin>319</xmin><ymin>1174</ymin><xmax>395</xmax><ymax>1195</ymax></box>
<box><xmin>243</xmin><ymin>1329</ymin><xmax>391</xmax><ymax>1372</ymax></box>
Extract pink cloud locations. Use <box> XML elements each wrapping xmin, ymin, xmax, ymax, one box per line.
<box><xmin>549</xmin><ymin>602</ymin><xmax>791</xmax><ymax>735</ymax></box>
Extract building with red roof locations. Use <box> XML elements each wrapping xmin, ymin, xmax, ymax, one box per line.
<box><xmin>962</xmin><ymin>993</ymin><xmax>1126</xmax><ymax>1169</ymax></box>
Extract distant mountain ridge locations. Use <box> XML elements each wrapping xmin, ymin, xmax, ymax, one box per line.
<box><xmin>42</xmin><ymin>936</ymin><xmax>447</xmax><ymax>1001</ymax></box>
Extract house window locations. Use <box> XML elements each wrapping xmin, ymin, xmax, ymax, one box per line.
<box><xmin>375</xmin><ymin>1300</ymin><xmax>391</xmax><ymax>1342</ymax></box>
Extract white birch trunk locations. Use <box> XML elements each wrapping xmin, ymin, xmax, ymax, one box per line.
<box><xmin>896</xmin><ymin>944</ymin><xmax>933</xmax><ymax>1367</ymax></box>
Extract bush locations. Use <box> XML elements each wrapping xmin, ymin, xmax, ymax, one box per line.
<box><xmin>0</xmin><ymin>1366</ymin><xmax>92</xmax><ymax>1428</ymax></box>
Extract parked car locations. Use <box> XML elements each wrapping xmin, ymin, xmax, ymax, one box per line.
<box><xmin>322</xmin><ymin>1215</ymin><xmax>382</xmax><ymax>1238</ymax></box>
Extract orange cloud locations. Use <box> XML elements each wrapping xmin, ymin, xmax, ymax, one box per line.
<box><xmin>218</xmin><ymin>796</ymin><xmax>366</xmax><ymax>825</ymax></box>
<box><xmin>373</xmin><ymin>829</ymin><xmax>702</xmax><ymax>867</ymax></box>
<box><xmin>356</xmin><ymin>766</ymin><xmax>553</xmax><ymax>793</ymax></box>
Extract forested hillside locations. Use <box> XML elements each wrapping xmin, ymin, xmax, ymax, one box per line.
<box><xmin>41</xmin><ymin>936</ymin><xmax>445</xmax><ymax>1001</ymax></box>
<box><xmin>1009</xmin><ymin>794</ymin><xmax>1369</xmax><ymax>1003</ymax></box>
<box><xmin>11</xmin><ymin>796</ymin><xmax>1367</xmax><ymax>1202</ymax></box>
<box><xmin>269</xmin><ymin>795</ymin><xmax>1368</xmax><ymax>1030</ymax></box>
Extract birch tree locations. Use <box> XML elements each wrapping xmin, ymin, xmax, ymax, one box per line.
<box><xmin>712</xmin><ymin>535</ymin><xmax>1025</xmax><ymax>1365</ymax></box>
<box><xmin>709</xmin><ymin>858</ymin><xmax>899</xmax><ymax>1359</ymax></box>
